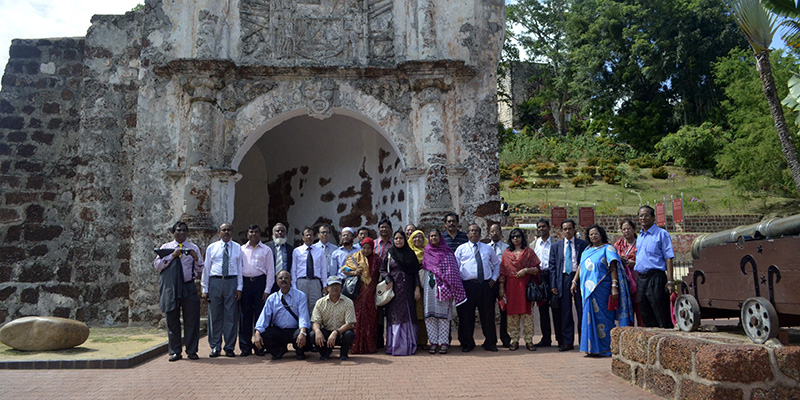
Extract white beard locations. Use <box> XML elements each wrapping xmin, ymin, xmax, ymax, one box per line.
<box><xmin>273</xmin><ymin>237</ymin><xmax>286</xmax><ymax>246</ymax></box>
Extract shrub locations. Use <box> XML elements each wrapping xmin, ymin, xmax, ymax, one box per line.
<box><xmin>629</xmin><ymin>155</ymin><xmax>662</xmax><ymax>169</ymax></box>
<box><xmin>508</xmin><ymin>176</ymin><xmax>529</xmax><ymax>189</ymax></box>
<box><xmin>549</xmin><ymin>164</ymin><xmax>560</xmax><ymax>174</ymax></box>
<box><xmin>586</xmin><ymin>156</ymin><xmax>601</xmax><ymax>166</ymax></box>
<box><xmin>602</xmin><ymin>166</ymin><xmax>619</xmax><ymax>184</ymax></box>
<box><xmin>564</xmin><ymin>166</ymin><xmax>576</xmax><ymax>177</ymax></box>
<box><xmin>580</xmin><ymin>165</ymin><xmax>597</xmax><ymax>176</ymax></box>
<box><xmin>512</xmin><ymin>164</ymin><xmax>525</xmax><ymax>178</ymax></box>
<box><xmin>534</xmin><ymin>162</ymin><xmax>553</xmax><ymax>176</ymax></box>
<box><xmin>499</xmin><ymin>163</ymin><xmax>512</xmax><ymax>179</ymax></box>
<box><xmin>655</xmin><ymin>122</ymin><xmax>725</xmax><ymax>172</ymax></box>
<box><xmin>566</xmin><ymin>159</ymin><xmax>579</xmax><ymax>167</ymax></box>
<box><xmin>571</xmin><ymin>175</ymin><xmax>594</xmax><ymax>187</ymax></box>
<box><xmin>532</xmin><ymin>179</ymin><xmax>561</xmax><ymax>188</ymax></box>
<box><xmin>651</xmin><ymin>166</ymin><xmax>669</xmax><ymax>179</ymax></box>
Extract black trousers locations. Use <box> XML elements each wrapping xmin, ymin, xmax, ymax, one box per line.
<box><xmin>494</xmin><ymin>283</ymin><xmax>510</xmax><ymax>346</ymax></box>
<box><xmin>537</xmin><ymin>270</ymin><xmax>560</xmax><ymax>345</ymax></box>
<box><xmin>308</xmin><ymin>329</ymin><xmax>355</xmax><ymax>358</ymax></box>
<box><xmin>557</xmin><ymin>272</ymin><xmax>581</xmax><ymax>347</ymax></box>
<box><xmin>165</xmin><ymin>282</ymin><xmax>200</xmax><ymax>356</ymax></box>
<box><xmin>637</xmin><ymin>269</ymin><xmax>674</xmax><ymax>329</ymax></box>
<box><xmin>239</xmin><ymin>275</ymin><xmax>267</xmax><ymax>353</ymax></box>
<box><xmin>457</xmin><ymin>279</ymin><xmax>497</xmax><ymax>349</ymax></box>
<box><xmin>376</xmin><ymin>306</ymin><xmax>385</xmax><ymax>349</ymax></box>
<box><xmin>262</xmin><ymin>326</ymin><xmax>307</xmax><ymax>359</ymax></box>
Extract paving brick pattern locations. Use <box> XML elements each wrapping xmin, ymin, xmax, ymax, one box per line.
<box><xmin>0</xmin><ymin>342</ymin><xmax>659</xmax><ymax>399</ymax></box>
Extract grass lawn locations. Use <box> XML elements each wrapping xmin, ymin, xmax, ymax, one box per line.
<box><xmin>501</xmin><ymin>164</ymin><xmax>799</xmax><ymax>217</ymax></box>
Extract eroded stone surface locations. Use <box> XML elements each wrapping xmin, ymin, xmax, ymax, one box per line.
<box><xmin>644</xmin><ymin>369</ymin><xmax>675</xmax><ymax>398</ymax></box>
<box><xmin>0</xmin><ymin>316</ymin><xmax>89</xmax><ymax>350</ymax></box>
<box><xmin>695</xmin><ymin>344</ymin><xmax>773</xmax><ymax>383</ymax></box>
<box><xmin>775</xmin><ymin>345</ymin><xmax>800</xmax><ymax>382</ymax></box>
<box><xmin>660</xmin><ymin>335</ymin><xmax>705</xmax><ymax>375</ymax></box>
<box><xmin>678</xmin><ymin>380</ymin><xmax>742</xmax><ymax>400</ymax></box>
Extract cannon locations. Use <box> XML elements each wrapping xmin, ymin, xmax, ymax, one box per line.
<box><xmin>675</xmin><ymin>214</ymin><xmax>800</xmax><ymax>343</ymax></box>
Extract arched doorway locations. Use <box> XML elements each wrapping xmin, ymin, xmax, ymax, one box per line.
<box><xmin>231</xmin><ymin>112</ymin><xmax>405</xmax><ymax>243</ymax></box>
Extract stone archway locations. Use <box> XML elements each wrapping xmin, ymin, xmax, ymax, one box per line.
<box><xmin>231</xmin><ymin>111</ymin><xmax>405</xmax><ymax>242</ymax></box>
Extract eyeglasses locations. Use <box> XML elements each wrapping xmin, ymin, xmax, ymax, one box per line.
<box><xmin>319</xmin><ymin>231</ymin><xmax>330</xmax><ymax>235</ymax></box>
<box><xmin>510</xmin><ymin>235</ymin><xmax>522</xmax><ymax>239</ymax></box>
<box><xmin>221</xmin><ymin>229</ymin><xmax>232</xmax><ymax>232</ymax></box>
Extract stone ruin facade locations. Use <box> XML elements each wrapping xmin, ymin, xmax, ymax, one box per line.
<box><xmin>0</xmin><ymin>0</ymin><xmax>504</xmax><ymax>325</ymax></box>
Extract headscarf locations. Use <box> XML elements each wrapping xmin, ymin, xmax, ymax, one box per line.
<box><xmin>344</xmin><ymin>237</ymin><xmax>380</xmax><ymax>285</ymax></box>
<box><xmin>500</xmin><ymin>247</ymin><xmax>540</xmax><ymax>277</ymax></box>
<box><xmin>388</xmin><ymin>229</ymin><xmax>420</xmax><ymax>275</ymax></box>
<box><xmin>422</xmin><ymin>230</ymin><xmax>467</xmax><ymax>306</ymax></box>
<box><xmin>407</xmin><ymin>229</ymin><xmax>427</xmax><ymax>263</ymax></box>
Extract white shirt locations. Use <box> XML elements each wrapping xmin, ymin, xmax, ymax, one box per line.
<box><xmin>292</xmin><ymin>243</ymin><xmax>329</xmax><ymax>288</ymax></box>
<box><xmin>455</xmin><ymin>241</ymin><xmax>501</xmax><ymax>281</ymax></box>
<box><xmin>534</xmin><ymin>237</ymin><xmax>553</xmax><ymax>270</ymax></box>
<box><xmin>201</xmin><ymin>239</ymin><xmax>244</xmax><ymax>293</ymax></box>
<box><xmin>562</xmin><ymin>238</ymin><xmax>578</xmax><ymax>274</ymax></box>
<box><xmin>489</xmin><ymin>240</ymin><xmax>508</xmax><ymax>262</ymax></box>
<box><xmin>241</xmin><ymin>241</ymin><xmax>275</xmax><ymax>294</ymax></box>
<box><xmin>314</xmin><ymin>241</ymin><xmax>338</xmax><ymax>275</ymax></box>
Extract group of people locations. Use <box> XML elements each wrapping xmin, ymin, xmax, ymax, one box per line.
<box><xmin>153</xmin><ymin>205</ymin><xmax>675</xmax><ymax>361</ymax></box>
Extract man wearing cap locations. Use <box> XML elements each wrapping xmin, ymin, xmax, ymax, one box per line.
<box><xmin>309</xmin><ymin>276</ymin><xmax>357</xmax><ymax>360</ymax></box>
<box><xmin>329</xmin><ymin>227</ymin><xmax>360</xmax><ymax>279</ymax></box>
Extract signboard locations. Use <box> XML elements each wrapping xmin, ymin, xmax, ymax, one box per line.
<box><xmin>578</xmin><ymin>207</ymin><xmax>595</xmax><ymax>227</ymax></box>
<box><xmin>551</xmin><ymin>207</ymin><xmax>567</xmax><ymax>231</ymax></box>
<box><xmin>672</xmin><ymin>198</ymin><xmax>684</xmax><ymax>224</ymax></box>
<box><xmin>656</xmin><ymin>202</ymin><xmax>666</xmax><ymax>227</ymax></box>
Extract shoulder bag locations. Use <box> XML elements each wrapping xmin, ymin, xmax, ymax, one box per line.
<box><xmin>342</xmin><ymin>255</ymin><xmax>361</xmax><ymax>299</ymax></box>
<box><xmin>375</xmin><ymin>254</ymin><xmax>395</xmax><ymax>307</ymax></box>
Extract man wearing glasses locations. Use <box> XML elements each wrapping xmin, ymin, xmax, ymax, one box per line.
<box><xmin>314</xmin><ymin>223</ymin><xmax>337</xmax><ymax>279</ymax></box>
<box><xmin>201</xmin><ymin>223</ymin><xmax>244</xmax><ymax>358</ymax></box>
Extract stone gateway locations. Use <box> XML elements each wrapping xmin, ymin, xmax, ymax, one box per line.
<box><xmin>0</xmin><ymin>0</ymin><xmax>504</xmax><ymax>326</ymax></box>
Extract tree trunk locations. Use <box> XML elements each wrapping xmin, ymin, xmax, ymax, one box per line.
<box><xmin>755</xmin><ymin>50</ymin><xmax>800</xmax><ymax>195</ymax></box>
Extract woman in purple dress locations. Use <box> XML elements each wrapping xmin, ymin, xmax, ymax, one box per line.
<box><xmin>381</xmin><ymin>230</ymin><xmax>422</xmax><ymax>356</ymax></box>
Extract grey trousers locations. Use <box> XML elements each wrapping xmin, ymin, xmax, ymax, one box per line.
<box><xmin>208</xmin><ymin>277</ymin><xmax>239</xmax><ymax>352</ymax></box>
<box><xmin>296</xmin><ymin>278</ymin><xmax>322</xmax><ymax>315</ymax></box>
<box><xmin>165</xmin><ymin>282</ymin><xmax>200</xmax><ymax>356</ymax></box>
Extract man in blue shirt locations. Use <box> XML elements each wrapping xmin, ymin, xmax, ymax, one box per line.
<box><xmin>444</xmin><ymin>212</ymin><xmax>469</xmax><ymax>252</ymax></box>
<box><xmin>329</xmin><ymin>227</ymin><xmax>359</xmax><ymax>279</ymax></box>
<box><xmin>634</xmin><ymin>206</ymin><xmax>675</xmax><ymax>329</ymax></box>
<box><xmin>252</xmin><ymin>270</ymin><xmax>311</xmax><ymax>360</ymax></box>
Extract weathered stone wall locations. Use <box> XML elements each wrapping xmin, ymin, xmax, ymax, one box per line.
<box><xmin>0</xmin><ymin>0</ymin><xmax>505</xmax><ymax>325</ymax></box>
<box><xmin>611</xmin><ymin>327</ymin><xmax>800</xmax><ymax>399</ymax></box>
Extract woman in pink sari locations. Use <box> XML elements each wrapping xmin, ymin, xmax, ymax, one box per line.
<box><xmin>614</xmin><ymin>219</ymin><xmax>642</xmax><ymax>326</ymax></box>
<box><xmin>421</xmin><ymin>229</ymin><xmax>467</xmax><ymax>354</ymax></box>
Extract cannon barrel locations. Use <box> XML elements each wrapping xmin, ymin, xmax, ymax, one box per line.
<box><xmin>691</xmin><ymin>214</ymin><xmax>800</xmax><ymax>259</ymax></box>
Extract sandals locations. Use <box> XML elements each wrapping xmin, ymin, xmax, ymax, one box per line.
<box><xmin>526</xmin><ymin>342</ymin><xmax>537</xmax><ymax>351</ymax></box>
<box><xmin>439</xmin><ymin>344</ymin><xmax>449</xmax><ymax>354</ymax></box>
<box><xmin>509</xmin><ymin>342</ymin><xmax>519</xmax><ymax>351</ymax></box>
<box><xmin>429</xmin><ymin>345</ymin><xmax>439</xmax><ymax>354</ymax></box>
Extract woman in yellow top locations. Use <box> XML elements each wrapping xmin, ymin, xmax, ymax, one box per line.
<box><xmin>408</xmin><ymin>229</ymin><xmax>430</xmax><ymax>351</ymax></box>
<box><xmin>342</xmin><ymin>237</ymin><xmax>381</xmax><ymax>354</ymax></box>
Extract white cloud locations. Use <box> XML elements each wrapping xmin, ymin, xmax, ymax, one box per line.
<box><xmin>0</xmin><ymin>0</ymin><xmax>141</xmax><ymax>88</ymax></box>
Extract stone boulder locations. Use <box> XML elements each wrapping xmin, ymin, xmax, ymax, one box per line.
<box><xmin>0</xmin><ymin>316</ymin><xmax>89</xmax><ymax>351</ymax></box>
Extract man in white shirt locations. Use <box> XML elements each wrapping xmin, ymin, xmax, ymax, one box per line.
<box><xmin>455</xmin><ymin>224</ymin><xmax>501</xmax><ymax>352</ymax></box>
<box><xmin>488</xmin><ymin>223</ymin><xmax>510</xmax><ymax>348</ymax></box>
<box><xmin>314</xmin><ymin>223</ymin><xmax>338</xmax><ymax>278</ymax></box>
<box><xmin>239</xmin><ymin>224</ymin><xmax>274</xmax><ymax>356</ymax></box>
<box><xmin>293</xmin><ymin>227</ymin><xmax>328</xmax><ymax>314</ymax></box>
<box><xmin>201</xmin><ymin>223</ymin><xmax>244</xmax><ymax>358</ymax></box>
<box><xmin>532</xmin><ymin>218</ymin><xmax>559</xmax><ymax>348</ymax></box>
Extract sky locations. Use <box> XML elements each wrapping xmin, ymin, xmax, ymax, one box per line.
<box><xmin>0</xmin><ymin>0</ymin><xmax>142</xmax><ymax>81</ymax></box>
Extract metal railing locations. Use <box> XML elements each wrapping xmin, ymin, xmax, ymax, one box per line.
<box><xmin>674</xmin><ymin>260</ymin><xmax>693</xmax><ymax>282</ymax></box>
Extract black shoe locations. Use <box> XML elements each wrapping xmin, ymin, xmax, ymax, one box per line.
<box><xmin>339</xmin><ymin>355</ymin><xmax>349</xmax><ymax>361</ymax></box>
<box><xmin>296</xmin><ymin>352</ymin><xmax>306</xmax><ymax>360</ymax></box>
<box><xmin>169</xmin><ymin>354</ymin><xmax>182</xmax><ymax>362</ymax></box>
<box><xmin>320</xmin><ymin>353</ymin><xmax>330</xmax><ymax>360</ymax></box>
<box><xmin>501</xmin><ymin>341</ymin><xmax>511</xmax><ymax>348</ymax></box>
<box><xmin>254</xmin><ymin>349</ymin><xmax>266</xmax><ymax>356</ymax></box>
<box><xmin>271</xmin><ymin>347</ymin><xmax>287</xmax><ymax>360</ymax></box>
<box><xmin>461</xmin><ymin>344</ymin><xmax>475</xmax><ymax>353</ymax></box>
<box><xmin>533</xmin><ymin>341</ymin><xmax>552</xmax><ymax>348</ymax></box>
<box><xmin>558</xmin><ymin>345</ymin><xmax>574</xmax><ymax>352</ymax></box>
<box><xmin>240</xmin><ymin>350</ymin><xmax>252</xmax><ymax>357</ymax></box>
<box><xmin>187</xmin><ymin>353</ymin><xmax>199</xmax><ymax>360</ymax></box>
<box><xmin>209</xmin><ymin>349</ymin><xmax>221</xmax><ymax>358</ymax></box>
<box><xmin>483</xmin><ymin>345</ymin><xmax>499</xmax><ymax>352</ymax></box>
<box><xmin>225</xmin><ymin>350</ymin><xmax>235</xmax><ymax>357</ymax></box>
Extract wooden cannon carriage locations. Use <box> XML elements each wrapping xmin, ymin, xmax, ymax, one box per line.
<box><xmin>674</xmin><ymin>214</ymin><xmax>800</xmax><ymax>343</ymax></box>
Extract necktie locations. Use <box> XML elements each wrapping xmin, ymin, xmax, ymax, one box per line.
<box><xmin>306</xmin><ymin>247</ymin><xmax>314</xmax><ymax>279</ymax></box>
<box><xmin>222</xmin><ymin>242</ymin><xmax>230</xmax><ymax>276</ymax></box>
<box><xmin>475</xmin><ymin>244</ymin><xmax>484</xmax><ymax>281</ymax></box>
<box><xmin>565</xmin><ymin>240</ymin><xmax>573</xmax><ymax>275</ymax></box>
<box><xmin>276</xmin><ymin>245</ymin><xmax>284</xmax><ymax>273</ymax></box>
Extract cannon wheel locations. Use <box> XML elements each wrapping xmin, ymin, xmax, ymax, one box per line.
<box><xmin>741</xmin><ymin>297</ymin><xmax>779</xmax><ymax>344</ymax></box>
<box><xmin>674</xmin><ymin>294</ymin><xmax>702</xmax><ymax>332</ymax></box>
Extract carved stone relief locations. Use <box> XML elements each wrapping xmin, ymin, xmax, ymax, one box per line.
<box><xmin>300</xmin><ymin>78</ymin><xmax>339</xmax><ymax>119</ymax></box>
<box><xmin>240</xmin><ymin>0</ymin><xmax>392</xmax><ymax>65</ymax></box>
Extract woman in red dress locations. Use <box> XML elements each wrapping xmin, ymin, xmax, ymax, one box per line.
<box><xmin>499</xmin><ymin>228</ymin><xmax>541</xmax><ymax>351</ymax></box>
<box><xmin>343</xmin><ymin>237</ymin><xmax>381</xmax><ymax>354</ymax></box>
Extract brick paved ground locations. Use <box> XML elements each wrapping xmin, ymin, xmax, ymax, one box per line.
<box><xmin>0</xmin><ymin>317</ymin><xmax>660</xmax><ymax>400</ymax></box>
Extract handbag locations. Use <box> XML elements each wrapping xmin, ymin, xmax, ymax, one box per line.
<box><xmin>526</xmin><ymin>278</ymin><xmax>550</xmax><ymax>302</ymax></box>
<box><xmin>375</xmin><ymin>254</ymin><xmax>395</xmax><ymax>307</ymax></box>
<box><xmin>342</xmin><ymin>256</ymin><xmax>361</xmax><ymax>299</ymax></box>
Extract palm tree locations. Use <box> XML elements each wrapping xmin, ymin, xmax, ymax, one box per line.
<box><xmin>724</xmin><ymin>0</ymin><xmax>800</xmax><ymax>195</ymax></box>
